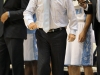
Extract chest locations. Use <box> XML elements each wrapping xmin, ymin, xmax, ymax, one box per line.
<box><xmin>75</xmin><ymin>6</ymin><xmax>85</xmax><ymax>19</ymax></box>
<box><xmin>75</xmin><ymin>6</ymin><xmax>84</xmax><ymax>14</ymax></box>
<box><xmin>37</xmin><ymin>0</ymin><xmax>65</xmax><ymax>9</ymax></box>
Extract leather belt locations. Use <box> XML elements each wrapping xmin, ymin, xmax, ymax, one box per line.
<box><xmin>39</xmin><ymin>27</ymin><xmax>65</xmax><ymax>32</ymax></box>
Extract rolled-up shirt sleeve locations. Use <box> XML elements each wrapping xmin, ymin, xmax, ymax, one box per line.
<box><xmin>65</xmin><ymin>0</ymin><xmax>78</xmax><ymax>35</ymax></box>
<box><xmin>23</xmin><ymin>0</ymin><xmax>37</xmax><ymax>28</ymax></box>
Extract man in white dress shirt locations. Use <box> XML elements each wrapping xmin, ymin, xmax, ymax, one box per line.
<box><xmin>23</xmin><ymin>0</ymin><xmax>78</xmax><ymax>75</ymax></box>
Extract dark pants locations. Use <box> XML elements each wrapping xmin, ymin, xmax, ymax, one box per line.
<box><xmin>0</xmin><ymin>36</ymin><xmax>24</xmax><ymax>75</ymax></box>
<box><xmin>94</xmin><ymin>20</ymin><xmax>100</xmax><ymax>75</ymax></box>
<box><xmin>94</xmin><ymin>22</ymin><xmax>100</xmax><ymax>75</ymax></box>
<box><xmin>36</xmin><ymin>28</ymin><xmax>67</xmax><ymax>75</ymax></box>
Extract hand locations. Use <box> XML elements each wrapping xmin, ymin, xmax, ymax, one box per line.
<box><xmin>68</xmin><ymin>34</ymin><xmax>76</xmax><ymax>42</ymax></box>
<box><xmin>78</xmin><ymin>31</ymin><xmax>86</xmax><ymax>42</ymax></box>
<box><xmin>1</xmin><ymin>12</ymin><xmax>9</xmax><ymax>23</ymax></box>
<box><xmin>28</xmin><ymin>22</ymin><xmax>38</xmax><ymax>30</ymax></box>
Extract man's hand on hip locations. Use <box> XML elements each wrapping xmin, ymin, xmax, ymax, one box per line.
<box><xmin>68</xmin><ymin>34</ymin><xmax>76</xmax><ymax>42</ymax></box>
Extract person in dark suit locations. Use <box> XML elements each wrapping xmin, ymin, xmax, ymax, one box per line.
<box><xmin>77</xmin><ymin>0</ymin><xmax>100</xmax><ymax>75</ymax></box>
<box><xmin>0</xmin><ymin>0</ymin><xmax>29</xmax><ymax>75</ymax></box>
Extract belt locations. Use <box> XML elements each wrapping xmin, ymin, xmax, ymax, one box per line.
<box><xmin>39</xmin><ymin>27</ymin><xmax>65</xmax><ymax>32</ymax></box>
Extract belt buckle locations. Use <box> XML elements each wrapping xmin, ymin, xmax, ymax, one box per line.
<box><xmin>49</xmin><ymin>28</ymin><xmax>62</xmax><ymax>32</ymax></box>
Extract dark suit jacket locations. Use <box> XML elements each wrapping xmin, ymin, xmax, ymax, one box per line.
<box><xmin>0</xmin><ymin>0</ymin><xmax>29</xmax><ymax>39</ymax></box>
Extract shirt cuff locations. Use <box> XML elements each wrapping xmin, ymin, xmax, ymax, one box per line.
<box><xmin>70</xmin><ymin>30</ymin><xmax>77</xmax><ymax>35</ymax></box>
<box><xmin>84</xmin><ymin>4</ymin><xmax>88</xmax><ymax>11</ymax></box>
<box><xmin>8</xmin><ymin>11</ymin><xmax>10</xmax><ymax>17</ymax></box>
<box><xmin>26</xmin><ymin>20</ymin><xmax>34</xmax><ymax>28</ymax></box>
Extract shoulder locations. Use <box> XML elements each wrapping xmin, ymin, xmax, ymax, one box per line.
<box><xmin>84</xmin><ymin>4</ymin><xmax>93</xmax><ymax>14</ymax></box>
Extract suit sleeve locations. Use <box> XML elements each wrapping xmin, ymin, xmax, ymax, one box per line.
<box><xmin>9</xmin><ymin>0</ymin><xmax>29</xmax><ymax>21</ymax></box>
<box><xmin>84</xmin><ymin>4</ymin><xmax>93</xmax><ymax>14</ymax></box>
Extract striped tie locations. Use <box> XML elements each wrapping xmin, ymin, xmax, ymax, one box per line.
<box><xmin>43</xmin><ymin>0</ymin><xmax>50</xmax><ymax>33</ymax></box>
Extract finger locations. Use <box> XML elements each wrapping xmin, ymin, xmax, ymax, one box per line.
<box><xmin>30</xmin><ymin>27</ymin><xmax>37</xmax><ymax>30</ymax></box>
<box><xmin>1</xmin><ymin>18</ymin><xmax>5</xmax><ymax>23</ymax></box>
<box><xmin>71</xmin><ymin>36</ymin><xmax>75</xmax><ymax>41</ymax></box>
<box><xmin>28</xmin><ymin>26</ymin><xmax>31</xmax><ymax>29</ymax></box>
<box><xmin>71</xmin><ymin>38</ymin><xmax>75</xmax><ymax>41</ymax></box>
<box><xmin>81</xmin><ymin>39</ymin><xmax>84</xmax><ymax>42</ymax></box>
<box><xmin>81</xmin><ymin>37</ymin><xmax>85</xmax><ymax>42</ymax></box>
<box><xmin>79</xmin><ymin>37</ymin><xmax>84</xmax><ymax>42</ymax></box>
<box><xmin>3</xmin><ymin>19</ymin><xmax>6</xmax><ymax>23</ymax></box>
<box><xmin>68</xmin><ymin>38</ymin><xmax>72</xmax><ymax>42</ymax></box>
<box><xmin>79</xmin><ymin>38</ymin><xmax>82</xmax><ymax>42</ymax></box>
<box><xmin>28</xmin><ymin>25</ymin><xmax>33</xmax><ymax>29</ymax></box>
<box><xmin>69</xmin><ymin>37</ymin><xmax>74</xmax><ymax>42</ymax></box>
<box><xmin>30</xmin><ymin>28</ymin><xmax>34</xmax><ymax>30</ymax></box>
<box><xmin>28</xmin><ymin>26</ymin><xmax>33</xmax><ymax>30</ymax></box>
<box><xmin>31</xmin><ymin>27</ymin><xmax>35</xmax><ymax>30</ymax></box>
<box><xmin>1</xmin><ymin>20</ymin><xmax>4</xmax><ymax>23</ymax></box>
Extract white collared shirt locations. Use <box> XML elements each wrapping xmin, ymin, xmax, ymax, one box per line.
<box><xmin>23</xmin><ymin>0</ymin><xmax>78</xmax><ymax>34</ymax></box>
